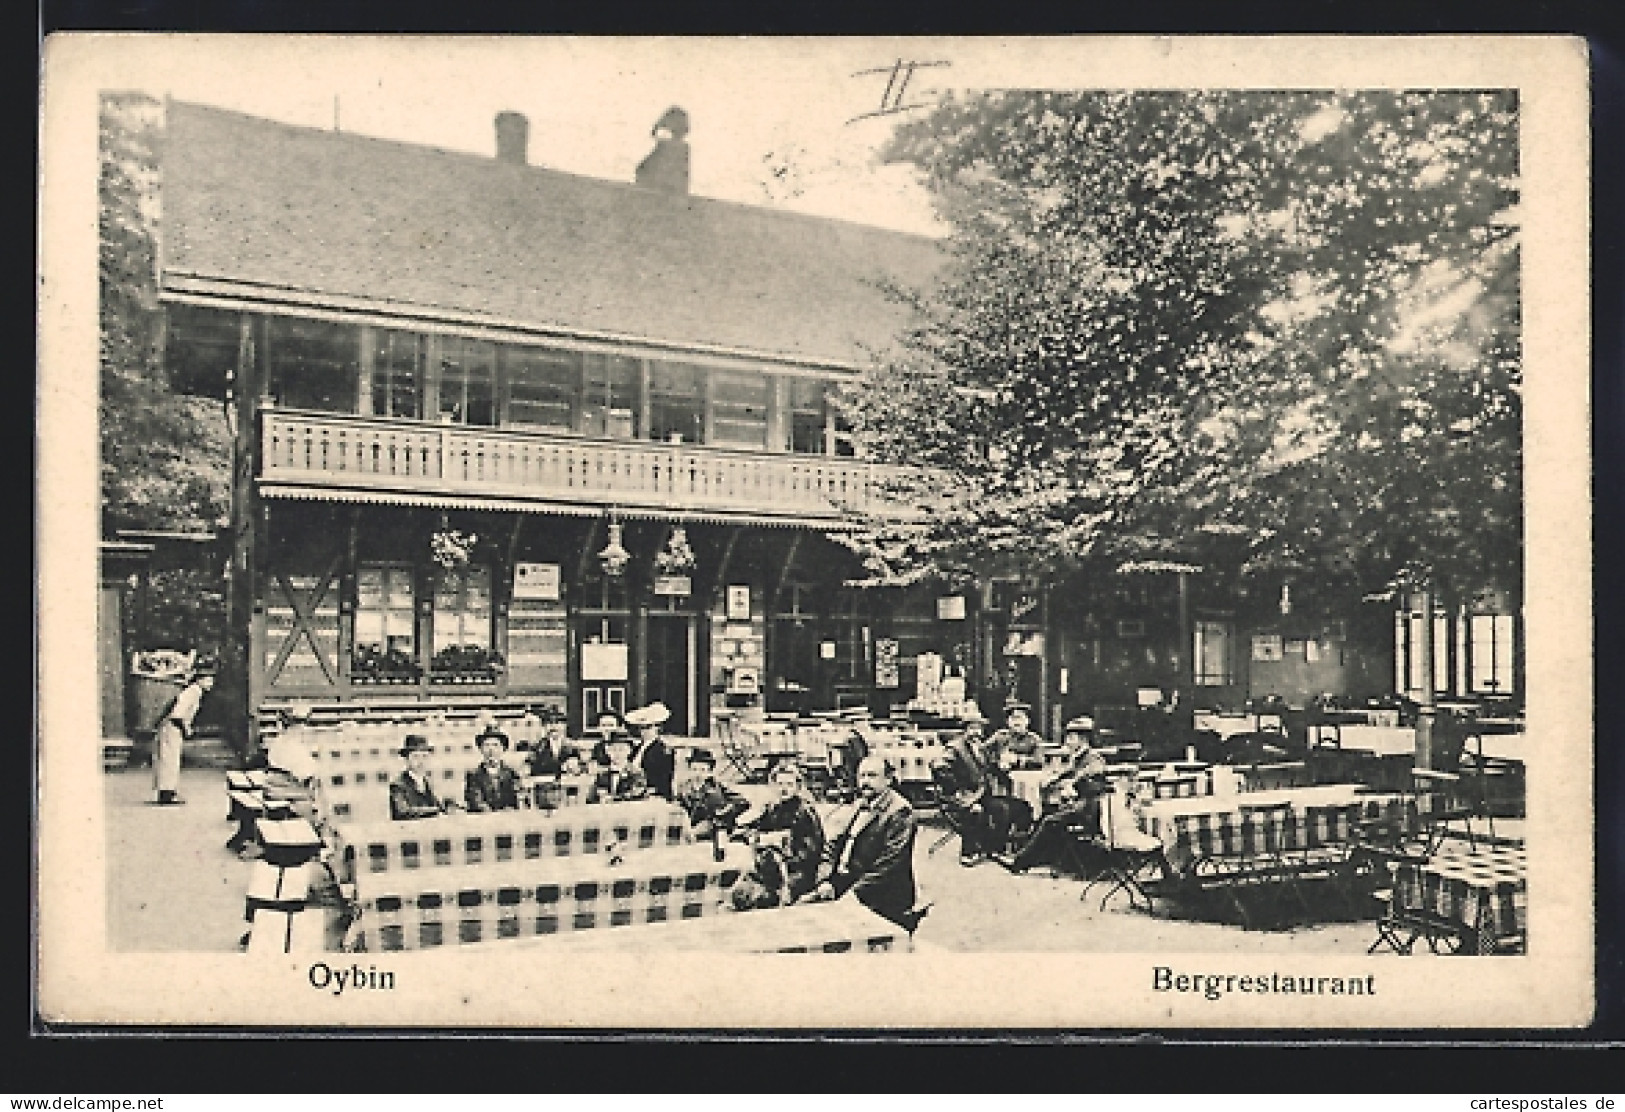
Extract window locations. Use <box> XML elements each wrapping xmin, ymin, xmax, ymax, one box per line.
<box><xmin>1394</xmin><ymin>610</ymin><xmax>1452</xmax><ymax>696</ymax></box>
<box><xmin>432</xmin><ymin>565</ymin><xmax>493</xmax><ymax>655</ymax></box>
<box><xmin>789</xmin><ymin>378</ymin><xmax>828</xmax><ymax>454</ymax></box>
<box><xmin>649</xmin><ymin>362</ymin><xmax>705</xmax><ymax>444</ymax></box>
<box><xmin>1468</xmin><ymin>613</ymin><xmax>1516</xmax><ymax>694</ymax></box>
<box><xmin>582</xmin><ymin>353</ymin><xmax>637</xmax><ymax>438</ymax></box>
<box><xmin>268</xmin><ymin>316</ymin><xmax>359</xmax><ymax>413</ymax></box>
<box><xmin>1193</xmin><ymin>621</ymin><xmax>1233</xmax><ymax>686</ymax></box>
<box><xmin>435</xmin><ymin>338</ymin><xmax>496</xmax><ymax>425</ymax></box>
<box><xmin>505</xmin><ymin>346</ymin><xmax>578</xmax><ymax>430</ymax></box>
<box><xmin>353</xmin><ymin>564</ymin><xmax>416</xmax><ymax>681</ymax></box>
<box><xmin>711</xmin><ymin>372</ymin><xmax>769</xmax><ymax>449</ymax></box>
<box><xmin>371</xmin><ymin>329</ymin><xmax>422</xmax><ymax>419</ymax></box>
<box><xmin>831</xmin><ymin>406</ymin><xmax>858</xmax><ymax>457</ymax></box>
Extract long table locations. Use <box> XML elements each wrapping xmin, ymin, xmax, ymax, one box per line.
<box><xmin>348</xmin><ymin>842</ymin><xmax>752</xmax><ymax>952</ymax></box>
<box><xmin>1137</xmin><ymin>785</ymin><xmax>1413</xmax><ymax>877</ymax></box>
<box><xmin>1387</xmin><ymin>844</ymin><xmax>1527</xmax><ymax>955</ymax></box>
<box><xmin>460</xmin><ymin>896</ymin><xmax>907</xmax><ymax>953</ymax></box>
<box><xmin>330</xmin><ymin>800</ymin><xmax>693</xmax><ymax>883</ymax></box>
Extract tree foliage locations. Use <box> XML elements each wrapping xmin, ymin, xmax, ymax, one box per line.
<box><xmin>100</xmin><ymin>92</ymin><xmax>231</xmax><ymax>538</ymax></box>
<box><xmin>840</xmin><ymin>90</ymin><xmax>1520</xmax><ymax>602</ymax></box>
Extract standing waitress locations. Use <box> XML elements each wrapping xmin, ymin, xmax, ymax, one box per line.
<box><xmin>625</xmin><ymin>702</ymin><xmax>678</xmax><ymax>800</ymax></box>
<box><xmin>153</xmin><ymin>659</ymin><xmax>215</xmax><ymax>805</ymax></box>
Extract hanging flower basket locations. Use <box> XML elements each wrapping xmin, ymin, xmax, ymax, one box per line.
<box><xmin>430</xmin><ymin>528</ymin><xmax>479</xmax><ymax>570</ymax></box>
<box><xmin>654</xmin><ymin>526</ymin><xmax>697</xmax><ymax>575</ymax></box>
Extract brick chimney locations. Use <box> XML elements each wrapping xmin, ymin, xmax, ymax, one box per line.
<box><xmin>495</xmin><ymin>111</ymin><xmax>529</xmax><ymax>166</ymax></box>
<box><xmin>635</xmin><ymin>106</ymin><xmax>690</xmax><ymax>194</ymax></box>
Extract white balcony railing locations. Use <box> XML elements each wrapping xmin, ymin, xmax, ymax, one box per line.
<box><xmin>259</xmin><ymin>410</ymin><xmax>911</xmax><ymax>521</ymax></box>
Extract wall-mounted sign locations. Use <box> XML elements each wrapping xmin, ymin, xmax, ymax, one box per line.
<box><xmin>726</xmin><ymin>585</ymin><xmax>752</xmax><ymax>621</ymax></box>
<box><xmin>726</xmin><ymin>666</ymin><xmax>760</xmax><ymax>695</ymax></box>
<box><xmin>819</xmin><ymin>640</ymin><xmax>837</xmax><ymax>660</ymax></box>
<box><xmin>653</xmin><ymin>575</ymin><xmax>692</xmax><ymax>597</ymax></box>
<box><xmin>936</xmin><ymin>595</ymin><xmax>967</xmax><ymax>621</ymax></box>
<box><xmin>1137</xmin><ymin>686</ymin><xmax>1164</xmax><ymax>708</ymax></box>
<box><xmin>581</xmin><ymin>642</ymin><xmax>628</xmax><ymax>681</ymax></box>
<box><xmin>874</xmin><ymin>639</ymin><xmax>900</xmax><ymax>689</ymax></box>
<box><xmin>513</xmin><ymin>562</ymin><xmax>561</xmax><ymax>601</ymax></box>
<box><xmin>1251</xmin><ymin>634</ymin><xmax>1284</xmax><ymax>662</ymax></box>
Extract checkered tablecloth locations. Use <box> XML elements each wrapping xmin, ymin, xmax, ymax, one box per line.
<box><xmin>331</xmin><ymin>800</ymin><xmax>692</xmax><ymax>884</ymax></box>
<box><xmin>459</xmin><ymin>896</ymin><xmax>905</xmax><ymax>953</ymax></box>
<box><xmin>1140</xmin><ymin>791</ymin><xmax>1411</xmax><ymax>876</ymax></box>
<box><xmin>349</xmin><ymin>842</ymin><xmax>751</xmax><ymax>952</ymax></box>
<box><xmin>861</xmin><ymin>730</ymin><xmax>945</xmax><ymax>783</ymax></box>
<box><xmin>1393</xmin><ymin>845</ymin><xmax>1527</xmax><ymax>954</ymax></box>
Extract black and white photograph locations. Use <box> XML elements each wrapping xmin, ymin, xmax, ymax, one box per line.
<box><xmin>37</xmin><ymin>35</ymin><xmax>1592</xmax><ymax>1027</ymax></box>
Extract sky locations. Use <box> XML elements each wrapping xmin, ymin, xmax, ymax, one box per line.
<box><xmin>93</xmin><ymin>37</ymin><xmax>956</xmax><ymax>238</ymax></box>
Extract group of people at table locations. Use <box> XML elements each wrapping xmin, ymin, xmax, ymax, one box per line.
<box><xmin>928</xmin><ymin>700</ymin><xmax>1147</xmax><ymax>876</ymax></box>
<box><xmin>384</xmin><ymin>701</ymin><xmax>923</xmax><ymax>929</ymax></box>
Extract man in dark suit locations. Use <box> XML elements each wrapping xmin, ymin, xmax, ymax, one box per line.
<box><xmin>741</xmin><ymin>760</ymin><xmax>827</xmax><ymax>905</ymax></box>
<box><xmin>931</xmin><ymin>717</ymin><xmax>1031</xmax><ymax>866</ymax></box>
<box><xmin>465</xmin><ymin>726</ymin><xmax>523</xmax><ymax>812</ymax></box>
<box><xmin>589</xmin><ymin>733</ymin><xmax>649</xmax><ymax>803</ymax></box>
<box><xmin>805</xmin><ymin>755</ymin><xmax>918</xmax><ymax>927</ymax></box>
<box><xmin>987</xmin><ymin>700</ymin><xmax>1046</xmax><ymax>773</ymax></box>
<box><xmin>625</xmin><ymin>702</ymin><xmax>678</xmax><ymax>799</ymax></box>
<box><xmin>390</xmin><ymin>735</ymin><xmax>450</xmax><ymax>821</ymax></box>
<box><xmin>674</xmin><ymin>748</ymin><xmax>751</xmax><ymax>841</ymax></box>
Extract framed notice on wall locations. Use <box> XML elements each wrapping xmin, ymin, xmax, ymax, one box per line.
<box><xmin>726</xmin><ymin>585</ymin><xmax>751</xmax><ymax>621</ymax></box>
<box><xmin>581</xmin><ymin>642</ymin><xmax>628</xmax><ymax>681</ymax></box>
<box><xmin>513</xmin><ymin>562</ymin><xmax>561</xmax><ymax>601</ymax></box>
<box><xmin>1251</xmin><ymin>634</ymin><xmax>1284</xmax><ymax>662</ymax></box>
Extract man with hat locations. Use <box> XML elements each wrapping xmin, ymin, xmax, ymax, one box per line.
<box><xmin>625</xmin><ymin>701</ymin><xmax>678</xmax><ymax>800</ymax></box>
<box><xmin>465</xmin><ymin>725</ymin><xmax>523</xmax><ymax>812</ymax></box>
<box><xmin>674</xmin><ymin>747</ymin><xmax>751</xmax><ymax>842</ymax></box>
<box><xmin>589</xmin><ymin>727</ymin><xmax>648</xmax><ymax>803</ymax></box>
<box><xmin>999</xmin><ymin>723</ymin><xmax>1112</xmax><ymax>875</ymax></box>
<box><xmin>931</xmin><ymin>710</ymin><xmax>1032</xmax><ymax>866</ymax></box>
<box><xmin>151</xmin><ymin>658</ymin><xmax>216</xmax><ymax>805</ymax></box>
<box><xmin>987</xmin><ymin>699</ymin><xmax>1045</xmax><ymax>775</ymax></box>
<box><xmin>390</xmin><ymin>735</ymin><xmax>451</xmax><ymax>820</ymax></box>
<box><xmin>525</xmin><ymin>705</ymin><xmax>568</xmax><ymax>777</ymax></box>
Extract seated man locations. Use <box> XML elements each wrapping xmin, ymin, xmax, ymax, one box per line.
<box><xmin>932</xmin><ymin>722</ymin><xmax>1006</xmax><ymax>866</ymax></box>
<box><xmin>465</xmin><ymin>726</ymin><xmax>523</xmax><ymax>812</ymax></box>
<box><xmin>999</xmin><ymin>741</ymin><xmax>1110</xmax><ymax>876</ymax></box>
<box><xmin>801</xmin><ymin>756</ymin><xmax>918</xmax><ymax>928</ymax></box>
<box><xmin>674</xmin><ymin>748</ymin><xmax>751</xmax><ymax>841</ymax></box>
<box><xmin>526</xmin><ymin>706</ymin><xmax>568</xmax><ymax>777</ymax></box>
<box><xmin>988</xmin><ymin>700</ymin><xmax>1046</xmax><ymax>773</ymax></box>
<box><xmin>390</xmin><ymin>735</ymin><xmax>452</xmax><ymax>821</ymax></box>
<box><xmin>734</xmin><ymin>760</ymin><xmax>827</xmax><ymax>909</ymax></box>
<box><xmin>589</xmin><ymin>732</ymin><xmax>648</xmax><ymax>803</ymax></box>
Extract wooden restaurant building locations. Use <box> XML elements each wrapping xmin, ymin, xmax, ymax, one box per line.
<box><xmin>156</xmin><ymin>101</ymin><xmax>964</xmax><ymax>742</ymax></box>
<box><xmin>153</xmin><ymin>101</ymin><xmax>1522</xmax><ymax>750</ymax></box>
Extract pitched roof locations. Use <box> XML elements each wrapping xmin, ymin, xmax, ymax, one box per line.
<box><xmin>159</xmin><ymin>101</ymin><xmax>943</xmax><ymax>369</ymax></box>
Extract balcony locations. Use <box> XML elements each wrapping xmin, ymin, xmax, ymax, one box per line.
<box><xmin>258</xmin><ymin>409</ymin><xmax>915</xmax><ymax>523</ymax></box>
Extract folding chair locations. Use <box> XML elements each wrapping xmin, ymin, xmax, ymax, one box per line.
<box><xmin>1079</xmin><ymin>787</ymin><xmax>1165</xmax><ymax>913</ymax></box>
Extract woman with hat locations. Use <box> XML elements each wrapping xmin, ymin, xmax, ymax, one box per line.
<box><xmin>624</xmin><ymin>701</ymin><xmax>678</xmax><ymax>800</ymax></box>
<box><xmin>151</xmin><ymin>658</ymin><xmax>216</xmax><ymax>805</ymax></box>
<box><xmin>465</xmin><ymin>726</ymin><xmax>523</xmax><ymax>812</ymax></box>
<box><xmin>390</xmin><ymin>735</ymin><xmax>451</xmax><ymax>821</ymax></box>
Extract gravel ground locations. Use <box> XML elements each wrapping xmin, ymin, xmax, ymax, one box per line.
<box><xmin>104</xmin><ymin>770</ymin><xmax>1391</xmax><ymax>956</ymax></box>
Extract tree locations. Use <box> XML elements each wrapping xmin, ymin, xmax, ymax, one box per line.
<box><xmin>839</xmin><ymin>90</ymin><xmax>1521</xmax><ymax>609</ymax></box>
<box><xmin>100</xmin><ymin>93</ymin><xmax>232</xmax><ymax>656</ymax></box>
<box><xmin>100</xmin><ymin>92</ymin><xmax>231</xmax><ymax>538</ymax></box>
